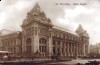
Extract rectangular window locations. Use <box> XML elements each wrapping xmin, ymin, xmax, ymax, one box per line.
<box><xmin>44</xmin><ymin>46</ymin><xmax>46</xmax><ymax>52</ymax></box>
<box><xmin>26</xmin><ymin>46</ymin><xmax>31</xmax><ymax>53</ymax></box>
<box><xmin>53</xmin><ymin>47</ymin><xmax>55</xmax><ymax>54</ymax></box>
<box><xmin>39</xmin><ymin>46</ymin><xmax>41</xmax><ymax>52</ymax></box>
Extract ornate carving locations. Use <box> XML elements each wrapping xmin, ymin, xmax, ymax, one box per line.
<box><xmin>34</xmin><ymin>26</ymin><xmax>38</xmax><ymax>35</ymax></box>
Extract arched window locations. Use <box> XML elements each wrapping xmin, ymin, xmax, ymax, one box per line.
<box><xmin>26</xmin><ymin>38</ymin><xmax>32</xmax><ymax>53</ymax></box>
<box><xmin>39</xmin><ymin>38</ymin><xmax>46</xmax><ymax>45</ymax></box>
<box><xmin>39</xmin><ymin>38</ymin><xmax>47</xmax><ymax>57</ymax></box>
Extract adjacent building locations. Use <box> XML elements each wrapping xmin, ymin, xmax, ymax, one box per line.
<box><xmin>0</xmin><ymin>3</ymin><xmax>89</xmax><ymax>60</ymax></box>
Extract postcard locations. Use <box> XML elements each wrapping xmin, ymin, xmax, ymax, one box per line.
<box><xmin>0</xmin><ymin>0</ymin><xmax>100</xmax><ymax>65</ymax></box>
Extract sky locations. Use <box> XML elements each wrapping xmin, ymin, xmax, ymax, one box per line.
<box><xmin>0</xmin><ymin>0</ymin><xmax>100</xmax><ymax>45</ymax></box>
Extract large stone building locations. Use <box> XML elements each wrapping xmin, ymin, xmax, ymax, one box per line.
<box><xmin>0</xmin><ymin>3</ymin><xmax>89</xmax><ymax>60</ymax></box>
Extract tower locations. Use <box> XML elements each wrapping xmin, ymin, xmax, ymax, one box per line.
<box><xmin>76</xmin><ymin>24</ymin><xmax>89</xmax><ymax>56</ymax></box>
<box><xmin>21</xmin><ymin>3</ymin><xmax>53</xmax><ymax>58</ymax></box>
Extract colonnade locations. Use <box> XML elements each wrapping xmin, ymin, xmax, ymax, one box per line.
<box><xmin>52</xmin><ymin>40</ymin><xmax>86</xmax><ymax>59</ymax></box>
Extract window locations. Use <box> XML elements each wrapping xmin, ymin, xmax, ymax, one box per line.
<box><xmin>26</xmin><ymin>46</ymin><xmax>31</xmax><ymax>53</ymax></box>
<box><xmin>53</xmin><ymin>41</ymin><xmax>56</xmax><ymax>46</ymax></box>
<box><xmin>53</xmin><ymin>47</ymin><xmax>56</xmax><ymax>55</ymax></box>
<box><xmin>39</xmin><ymin>38</ymin><xmax>47</xmax><ymax>53</ymax></box>
<box><xmin>26</xmin><ymin>38</ymin><xmax>32</xmax><ymax>53</ymax></box>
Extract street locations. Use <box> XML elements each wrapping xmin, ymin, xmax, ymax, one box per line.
<box><xmin>49</xmin><ymin>59</ymin><xmax>100</xmax><ymax>65</ymax></box>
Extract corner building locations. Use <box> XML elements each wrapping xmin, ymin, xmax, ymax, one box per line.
<box><xmin>0</xmin><ymin>3</ymin><xmax>89</xmax><ymax>60</ymax></box>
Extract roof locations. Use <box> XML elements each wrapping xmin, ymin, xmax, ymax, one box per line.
<box><xmin>53</xmin><ymin>26</ymin><xmax>78</xmax><ymax>35</ymax></box>
<box><xmin>0</xmin><ymin>29</ymin><xmax>21</xmax><ymax>36</ymax></box>
<box><xmin>0</xmin><ymin>29</ymin><xmax>14</xmax><ymax>35</ymax></box>
<box><xmin>22</xmin><ymin>2</ymin><xmax>48</xmax><ymax>27</ymax></box>
<box><xmin>76</xmin><ymin>24</ymin><xmax>85</xmax><ymax>33</ymax></box>
<box><xmin>0</xmin><ymin>51</ymin><xmax>11</xmax><ymax>53</ymax></box>
<box><xmin>30</xmin><ymin>2</ymin><xmax>43</xmax><ymax>15</ymax></box>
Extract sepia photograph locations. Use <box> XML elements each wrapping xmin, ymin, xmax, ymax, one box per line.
<box><xmin>0</xmin><ymin>0</ymin><xmax>100</xmax><ymax>65</ymax></box>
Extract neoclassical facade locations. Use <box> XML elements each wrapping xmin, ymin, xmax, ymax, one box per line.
<box><xmin>0</xmin><ymin>3</ymin><xmax>89</xmax><ymax>60</ymax></box>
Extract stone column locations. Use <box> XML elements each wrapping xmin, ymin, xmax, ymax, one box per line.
<box><xmin>0</xmin><ymin>37</ymin><xmax>3</xmax><ymax>51</ymax></box>
<box><xmin>62</xmin><ymin>42</ymin><xmax>64</xmax><ymax>59</ymax></box>
<box><xmin>22</xmin><ymin>32</ymin><xmax>26</xmax><ymax>56</ymax></box>
<box><xmin>60</xmin><ymin>41</ymin><xmax>62</xmax><ymax>56</ymax></box>
<box><xmin>81</xmin><ymin>45</ymin><xmax>82</xmax><ymax>56</ymax></box>
<box><xmin>55</xmin><ymin>41</ymin><xmax>57</xmax><ymax>55</ymax></box>
<box><xmin>77</xmin><ymin>44</ymin><xmax>78</xmax><ymax>56</ymax></box>
<box><xmin>72</xmin><ymin>44</ymin><xmax>73</xmax><ymax>56</ymax></box>
<box><xmin>68</xmin><ymin>43</ymin><xmax>71</xmax><ymax>56</ymax></box>
<box><xmin>33</xmin><ymin>26</ymin><xmax>39</xmax><ymax>53</ymax></box>
<box><xmin>84</xmin><ymin>44</ymin><xmax>86</xmax><ymax>56</ymax></box>
<box><xmin>48</xmin><ymin>29</ymin><xmax>53</xmax><ymax>57</ymax></box>
<box><xmin>16</xmin><ymin>38</ymin><xmax>19</xmax><ymax>55</ymax></box>
<box><xmin>79</xmin><ymin>45</ymin><xmax>81</xmax><ymax>56</ymax></box>
<box><xmin>76</xmin><ymin>44</ymin><xmax>78</xmax><ymax>58</ymax></box>
<box><xmin>70</xmin><ymin>44</ymin><xmax>72</xmax><ymax>56</ymax></box>
<box><xmin>72</xmin><ymin>44</ymin><xmax>74</xmax><ymax>56</ymax></box>
<box><xmin>67</xmin><ymin>43</ymin><xmax>69</xmax><ymax>56</ymax></box>
<box><xmin>82</xmin><ymin>44</ymin><xmax>85</xmax><ymax>56</ymax></box>
<box><xmin>74</xmin><ymin>44</ymin><xmax>76</xmax><ymax>56</ymax></box>
<box><xmin>64</xmin><ymin>42</ymin><xmax>66</xmax><ymax>56</ymax></box>
<box><xmin>78</xmin><ymin>45</ymin><xmax>80</xmax><ymax>56</ymax></box>
<box><xmin>77</xmin><ymin>44</ymin><xmax>79</xmax><ymax>56</ymax></box>
<box><xmin>86</xmin><ymin>44</ymin><xmax>89</xmax><ymax>56</ymax></box>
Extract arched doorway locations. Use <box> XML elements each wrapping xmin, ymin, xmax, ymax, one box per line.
<box><xmin>39</xmin><ymin>38</ymin><xmax>47</xmax><ymax>57</ymax></box>
<box><xmin>26</xmin><ymin>38</ymin><xmax>32</xmax><ymax>54</ymax></box>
